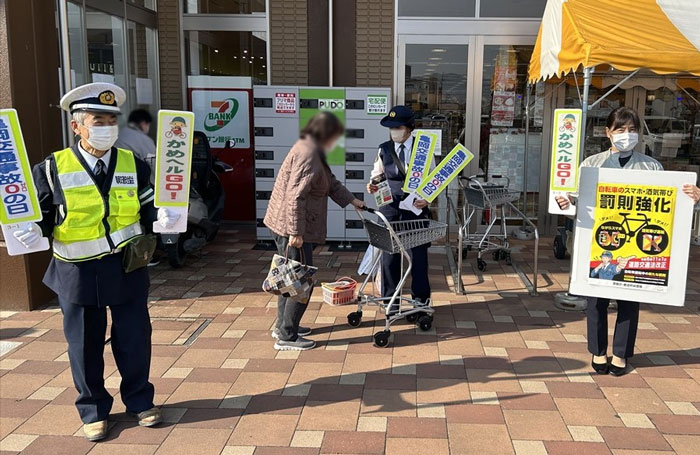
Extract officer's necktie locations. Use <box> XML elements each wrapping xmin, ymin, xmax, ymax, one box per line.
<box><xmin>94</xmin><ymin>159</ymin><xmax>106</xmax><ymax>189</ymax></box>
<box><xmin>398</xmin><ymin>144</ymin><xmax>406</xmax><ymax>167</ymax></box>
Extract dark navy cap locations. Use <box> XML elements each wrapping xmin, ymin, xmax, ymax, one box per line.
<box><xmin>380</xmin><ymin>105</ymin><xmax>416</xmax><ymax>128</ymax></box>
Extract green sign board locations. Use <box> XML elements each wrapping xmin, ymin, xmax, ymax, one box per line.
<box><xmin>299</xmin><ymin>88</ymin><xmax>346</xmax><ymax>165</ymax></box>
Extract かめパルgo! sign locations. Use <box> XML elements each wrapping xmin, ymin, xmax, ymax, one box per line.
<box><xmin>549</xmin><ymin>109</ymin><xmax>582</xmax><ymax>215</ymax></box>
<box><xmin>154</xmin><ymin>110</ymin><xmax>195</xmax><ymax>208</ymax></box>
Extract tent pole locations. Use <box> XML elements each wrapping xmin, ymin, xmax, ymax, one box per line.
<box><xmin>554</xmin><ymin>66</ymin><xmax>594</xmax><ymax>312</ymax></box>
<box><xmin>523</xmin><ymin>82</ymin><xmax>531</xmax><ymax>217</ymax></box>
<box><xmin>588</xmin><ymin>69</ymin><xmax>640</xmax><ymax>110</ymax></box>
<box><xmin>579</xmin><ymin>66</ymin><xmax>593</xmax><ymax>162</ymax></box>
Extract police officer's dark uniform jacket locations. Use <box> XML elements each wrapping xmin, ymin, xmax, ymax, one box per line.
<box><xmin>373</xmin><ymin>106</ymin><xmax>431</xmax><ymax>303</ymax></box>
<box><xmin>30</xmin><ymin>83</ymin><xmax>157</xmax><ymax>425</ymax></box>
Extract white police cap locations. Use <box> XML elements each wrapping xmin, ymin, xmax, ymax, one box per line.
<box><xmin>60</xmin><ymin>82</ymin><xmax>126</xmax><ymax>114</ymax></box>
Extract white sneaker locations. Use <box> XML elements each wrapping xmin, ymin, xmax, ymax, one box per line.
<box><xmin>271</xmin><ymin>326</ymin><xmax>311</xmax><ymax>339</ymax></box>
<box><xmin>274</xmin><ymin>336</ymin><xmax>316</xmax><ymax>351</ymax></box>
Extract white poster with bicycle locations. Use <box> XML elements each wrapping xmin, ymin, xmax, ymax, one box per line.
<box><xmin>570</xmin><ymin>167</ymin><xmax>696</xmax><ymax>306</ymax></box>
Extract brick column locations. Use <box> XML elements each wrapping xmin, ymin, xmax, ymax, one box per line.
<box><xmin>270</xmin><ymin>0</ymin><xmax>309</xmax><ymax>85</ymax></box>
<box><xmin>355</xmin><ymin>0</ymin><xmax>394</xmax><ymax>87</ymax></box>
<box><xmin>157</xmin><ymin>0</ymin><xmax>184</xmax><ymax>109</ymax></box>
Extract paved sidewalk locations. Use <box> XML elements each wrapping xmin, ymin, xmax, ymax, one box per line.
<box><xmin>1</xmin><ymin>226</ymin><xmax>699</xmax><ymax>454</ymax></box>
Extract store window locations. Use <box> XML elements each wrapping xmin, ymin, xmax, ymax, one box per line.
<box><xmin>398</xmin><ymin>0</ymin><xmax>476</xmax><ymax>17</ymax></box>
<box><xmin>643</xmin><ymin>84</ymin><xmax>700</xmax><ymax>172</ymax></box>
<box><xmin>479</xmin><ymin>45</ymin><xmax>541</xmax><ymax>216</ymax></box>
<box><xmin>184</xmin><ymin>0</ymin><xmax>265</xmax><ymax>14</ymax></box>
<box><xmin>127</xmin><ymin>21</ymin><xmax>159</xmax><ymax>113</ymax></box>
<box><xmin>67</xmin><ymin>1</ymin><xmax>87</xmax><ymax>88</ymax></box>
<box><xmin>404</xmin><ymin>44</ymin><xmax>468</xmax><ymax>154</ymax></box>
<box><xmin>128</xmin><ymin>0</ymin><xmax>156</xmax><ymax>10</ymax></box>
<box><xmin>479</xmin><ymin>0</ymin><xmax>546</xmax><ymax>18</ymax></box>
<box><xmin>185</xmin><ymin>31</ymin><xmax>267</xmax><ymax>85</ymax></box>
<box><xmin>86</xmin><ymin>8</ymin><xmax>127</xmax><ymax>89</ymax></box>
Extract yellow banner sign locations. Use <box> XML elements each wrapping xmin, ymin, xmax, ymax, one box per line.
<box><xmin>416</xmin><ymin>144</ymin><xmax>474</xmax><ymax>202</ymax></box>
<box><xmin>402</xmin><ymin>130</ymin><xmax>437</xmax><ymax>193</ymax></box>
<box><xmin>589</xmin><ymin>182</ymin><xmax>676</xmax><ymax>292</ymax></box>
<box><xmin>0</xmin><ymin>109</ymin><xmax>42</xmax><ymax>224</ymax></box>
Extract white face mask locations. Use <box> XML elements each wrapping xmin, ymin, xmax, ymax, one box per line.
<box><xmin>390</xmin><ymin>128</ymin><xmax>409</xmax><ymax>143</ymax></box>
<box><xmin>611</xmin><ymin>132</ymin><xmax>638</xmax><ymax>152</ymax></box>
<box><xmin>84</xmin><ymin>125</ymin><xmax>119</xmax><ymax>151</ymax></box>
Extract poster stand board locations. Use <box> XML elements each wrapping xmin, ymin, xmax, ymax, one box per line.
<box><xmin>570</xmin><ymin>167</ymin><xmax>696</xmax><ymax>306</ymax></box>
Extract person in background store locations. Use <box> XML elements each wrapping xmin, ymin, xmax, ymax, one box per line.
<box><xmin>556</xmin><ymin>106</ymin><xmax>700</xmax><ymax>377</ymax></box>
<box><xmin>366</xmin><ymin>105</ymin><xmax>431</xmax><ymax>310</ymax></box>
<box><xmin>264</xmin><ymin>111</ymin><xmax>366</xmax><ymax>351</ymax></box>
<box><xmin>12</xmin><ymin>83</ymin><xmax>180</xmax><ymax>441</ymax></box>
<box><xmin>115</xmin><ymin>108</ymin><xmax>156</xmax><ymax>162</ymax></box>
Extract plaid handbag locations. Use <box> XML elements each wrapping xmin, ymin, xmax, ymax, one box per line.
<box><xmin>262</xmin><ymin>247</ymin><xmax>318</xmax><ymax>302</ymax></box>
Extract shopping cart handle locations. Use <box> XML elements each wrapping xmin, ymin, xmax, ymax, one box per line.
<box><xmin>360</xmin><ymin>206</ymin><xmax>376</xmax><ymax>214</ymax></box>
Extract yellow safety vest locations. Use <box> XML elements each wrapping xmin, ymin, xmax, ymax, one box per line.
<box><xmin>51</xmin><ymin>147</ymin><xmax>142</xmax><ymax>262</ymax></box>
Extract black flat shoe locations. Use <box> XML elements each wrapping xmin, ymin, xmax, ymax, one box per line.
<box><xmin>609</xmin><ymin>362</ymin><xmax>629</xmax><ymax>376</ymax></box>
<box><xmin>591</xmin><ymin>358</ymin><xmax>609</xmax><ymax>375</ymax></box>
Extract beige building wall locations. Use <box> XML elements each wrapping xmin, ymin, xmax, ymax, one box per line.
<box><xmin>157</xmin><ymin>0</ymin><xmax>184</xmax><ymax>109</ymax></box>
<box><xmin>270</xmin><ymin>0</ymin><xmax>309</xmax><ymax>85</ymax></box>
<box><xmin>356</xmin><ymin>0</ymin><xmax>394</xmax><ymax>87</ymax></box>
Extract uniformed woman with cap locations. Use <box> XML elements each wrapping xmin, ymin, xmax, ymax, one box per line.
<box><xmin>366</xmin><ymin>105</ymin><xmax>431</xmax><ymax>308</ymax></box>
<box><xmin>12</xmin><ymin>83</ymin><xmax>178</xmax><ymax>440</ymax></box>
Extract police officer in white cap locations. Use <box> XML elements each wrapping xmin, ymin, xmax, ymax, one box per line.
<box><xmin>12</xmin><ymin>82</ymin><xmax>178</xmax><ymax>441</ymax></box>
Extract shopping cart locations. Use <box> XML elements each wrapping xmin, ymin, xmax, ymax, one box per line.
<box><xmin>347</xmin><ymin>207</ymin><xmax>447</xmax><ymax>347</ymax></box>
<box><xmin>458</xmin><ymin>175</ymin><xmax>521</xmax><ymax>271</ymax></box>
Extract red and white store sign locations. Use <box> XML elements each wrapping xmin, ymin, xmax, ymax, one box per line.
<box><xmin>275</xmin><ymin>92</ymin><xmax>297</xmax><ymax>114</ymax></box>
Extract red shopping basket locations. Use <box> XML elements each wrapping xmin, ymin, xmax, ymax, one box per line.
<box><xmin>321</xmin><ymin>277</ymin><xmax>357</xmax><ymax>306</ymax></box>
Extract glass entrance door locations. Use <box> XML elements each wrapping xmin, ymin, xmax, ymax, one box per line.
<box><xmin>397</xmin><ymin>35</ymin><xmax>477</xmax><ymax>158</ymax></box>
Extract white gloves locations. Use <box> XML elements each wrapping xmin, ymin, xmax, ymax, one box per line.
<box><xmin>157</xmin><ymin>207</ymin><xmax>180</xmax><ymax>229</ymax></box>
<box><xmin>13</xmin><ymin>222</ymin><xmax>43</xmax><ymax>248</ymax></box>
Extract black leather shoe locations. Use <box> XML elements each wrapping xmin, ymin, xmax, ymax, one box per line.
<box><xmin>609</xmin><ymin>362</ymin><xmax>629</xmax><ymax>376</ymax></box>
<box><xmin>591</xmin><ymin>358</ymin><xmax>609</xmax><ymax>375</ymax></box>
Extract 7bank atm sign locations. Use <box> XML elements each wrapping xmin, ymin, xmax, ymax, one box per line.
<box><xmin>191</xmin><ymin>89</ymin><xmax>250</xmax><ymax>148</ymax></box>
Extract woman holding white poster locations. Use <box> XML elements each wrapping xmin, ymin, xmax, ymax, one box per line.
<box><xmin>556</xmin><ymin>107</ymin><xmax>700</xmax><ymax>376</ymax></box>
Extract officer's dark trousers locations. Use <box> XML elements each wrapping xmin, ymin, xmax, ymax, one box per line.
<box><xmin>272</xmin><ymin>233</ymin><xmax>315</xmax><ymax>342</ymax></box>
<box><xmin>59</xmin><ymin>297</ymin><xmax>155</xmax><ymax>424</ymax></box>
<box><xmin>586</xmin><ymin>297</ymin><xmax>640</xmax><ymax>359</ymax></box>
<box><xmin>381</xmin><ymin>210</ymin><xmax>430</xmax><ymax>304</ymax></box>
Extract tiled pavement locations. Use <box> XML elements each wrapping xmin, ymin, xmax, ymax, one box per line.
<box><xmin>1</xmin><ymin>226</ymin><xmax>699</xmax><ymax>454</ymax></box>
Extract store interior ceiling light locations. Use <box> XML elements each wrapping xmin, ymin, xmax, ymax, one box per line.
<box><xmin>429</xmin><ymin>57</ymin><xmax>442</xmax><ymax>61</ymax></box>
<box><xmin>432</xmin><ymin>48</ymin><xmax>447</xmax><ymax>53</ymax></box>
<box><xmin>214</xmin><ymin>49</ymin><xmax>219</xmax><ymax>53</ymax></box>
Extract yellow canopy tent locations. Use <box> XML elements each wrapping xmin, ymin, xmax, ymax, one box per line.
<box><xmin>529</xmin><ymin>0</ymin><xmax>700</xmax><ymax>82</ymax></box>
<box><xmin>526</xmin><ymin>0</ymin><xmax>700</xmax><ymax>310</ymax></box>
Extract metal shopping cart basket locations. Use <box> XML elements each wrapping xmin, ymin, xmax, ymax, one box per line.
<box><xmin>459</xmin><ymin>175</ymin><xmax>520</xmax><ymax>271</ymax></box>
<box><xmin>347</xmin><ymin>207</ymin><xmax>447</xmax><ymax>347</ymax></box>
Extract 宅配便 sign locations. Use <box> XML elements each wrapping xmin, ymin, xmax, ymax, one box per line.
<box><xmin>367</xmin><ymin>95</ymin><xmax>388</xmax><ymax>115</ymax></box>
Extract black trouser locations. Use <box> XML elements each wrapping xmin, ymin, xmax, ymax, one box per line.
<box><xmin>380</xmin><ymin>210</ymin><xmax>431</xmax><ymax>304</ymax></box>
<box><xmin>272</xmin><ymin>233</ymin><xmax>315</xmax><ymax>342</ymax></box>
<box><xmin>59</xmin><ymin>297</ymin><xmax>155</xmax><ymax>424</ymax></box>
<box><xmin>586</xmin><ymin>297</ymin><xmax>640</xmax><ymax>359</ymax></box>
